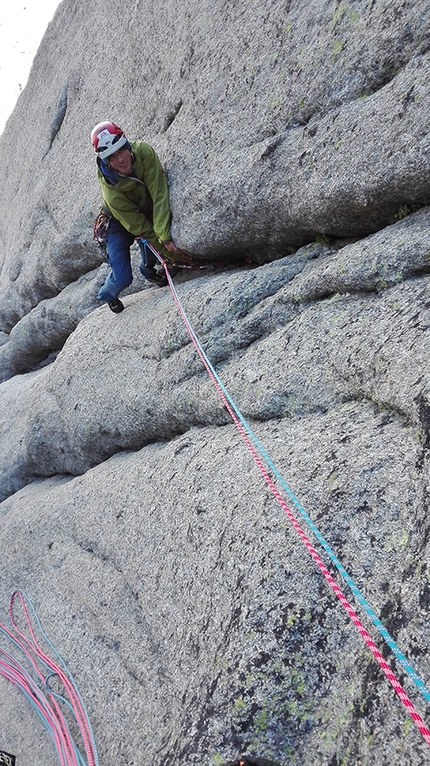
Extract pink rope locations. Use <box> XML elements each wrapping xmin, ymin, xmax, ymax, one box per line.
<box><xmin>0</xmin><ymin>650</ymin><xmax>71</xmax><ymax>766</ymax></box>
<box><xmin>0</xmin><ymin>591</ymin><xmax>98</xmax><ymax>766</ymax></box>
<box><xmin>9</xmin><ymin>591</ymin><xmax>95</xmax><ymax>766</ymax></box>
<box><xmin>156</xmin><ymin>251</ymin><xmax>430</xmax><ymax>747</ymax></box>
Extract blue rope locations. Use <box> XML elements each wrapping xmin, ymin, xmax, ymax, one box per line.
<box><xmin>18</xmin><ymin>590</ymin><xmax>99</xmax><ymax>766</ymax></box>
<box><xmin>0</xmin><ymin>591</ymin><xmax>99</xmax><ymax>766</ymax></box>
<box><xmin>150</xmin><ymin>243</ymin><xmax>430</xmax><ymax>706</ymax></box>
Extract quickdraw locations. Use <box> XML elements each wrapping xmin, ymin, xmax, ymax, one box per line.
<box><xmin>93</xmin><ymin>207</ymin><xmax>112</xmax><ymax>253</ymax></box>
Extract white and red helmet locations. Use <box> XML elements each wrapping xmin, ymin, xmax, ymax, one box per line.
<box><xmin>91</xmin><ymin>121</ymin><xmax>128</xmax><ymax>159</ymax></box>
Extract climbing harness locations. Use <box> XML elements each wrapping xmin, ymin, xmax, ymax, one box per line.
<box><xmin>144</xmin><ymin>240</ymin><xmax>430</xmax><ymax>747</ymax></box>
<box><xmin>0</xmin><ymin>590</ymin><xmax>99</xmax><ymax>766</ymax></box>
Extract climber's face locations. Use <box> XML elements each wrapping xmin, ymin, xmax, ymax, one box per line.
<box><xmin>108</xmin><ymin>146</ymin><xmax>133</xmax><ymax>175</ymax></box>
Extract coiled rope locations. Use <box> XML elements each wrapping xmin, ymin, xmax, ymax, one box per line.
<box><xmin>0</xmin><ymin>590</ymin><xmax>99</xmax><ymax>766</ymax></box>
<box><xmin>146</xmin><ymin>241</ymin><xmax>430</xmax><ymax>746</ymax></box>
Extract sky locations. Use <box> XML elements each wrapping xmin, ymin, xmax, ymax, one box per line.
<box><xmin>0</xmin><ymin>1</ymin><xmax>63</xmax><ymax>134</ymax></box>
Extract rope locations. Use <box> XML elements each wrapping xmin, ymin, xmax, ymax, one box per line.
<box><xmin>143</xmin><ymin>240</ymin><xmax>430</xmax><ymax>746</ymax></box>
<box><xmin>156</xmin><ymin>246</ymin><xmax>430</xmax><ymax>704</ymax></box>
<box><xmin>0</xmin><ymin>590</ymin><xmax>99</xmax><ymax>766</ymax></box>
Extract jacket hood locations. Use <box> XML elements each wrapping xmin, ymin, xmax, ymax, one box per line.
<box><xmin>97</xmin><ymin>156</ymin><xmax>121</xmax><ymax>186</ymax></box>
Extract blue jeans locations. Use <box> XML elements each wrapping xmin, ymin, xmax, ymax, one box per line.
<box><xmin>97</xmin><ymin>218</ymin><xmax>157</xmax><ymax>302</ymax></box>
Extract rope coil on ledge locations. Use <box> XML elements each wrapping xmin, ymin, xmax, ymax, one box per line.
<box><xmin>0</xmin><ymin>590</ymin><xmax>99</xmax><ymax>766</ymax></box>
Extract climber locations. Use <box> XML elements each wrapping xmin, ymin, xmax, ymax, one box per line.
<box><xmin>91</xmin><ymin>120</ymin><xmax>187</xmax><ymax>313</ymax></box>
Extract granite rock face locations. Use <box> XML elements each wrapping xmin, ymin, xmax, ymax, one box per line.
<box><xmin>0</xmin><ymin>0</ymin><xmax>430</xmax><ymax>342</ymax></box>
<box><xmin>1</xmin><ymin>1</ymin><xmax>430</xmax><ymax>765</ymax></box>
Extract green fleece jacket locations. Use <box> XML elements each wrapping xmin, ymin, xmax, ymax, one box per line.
<box><xmin>97</xmin><ymin>141</ymin><xmax>172</xmax><ymax>243</ymax></box>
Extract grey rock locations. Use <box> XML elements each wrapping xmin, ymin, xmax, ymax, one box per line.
<box><xmin>0</xmin><ymin>246</ymin><xmax>159</xmax><ymax>382</ymax></box>
<box><xmin>0</xmin><ymin>267</ymin><xmax>105</xmax><ymax>382</ymax></box>
<box><xmin>1</xmin><ymin>211</ymin><xmax>430</xmax><ymax>763</ymax></box>
<box><xmin>1</xmin><ymin>407</ymin><xmax>429</xmax><ymax>765</ymax></box>
<box><xmin>48</xmin><ymin>81</ymin><xmax>68</xmax><ymax>151</ymax></box>
<box><xmin>1</xmin><ymin>2</ymin><xmax>430</xmax><ymax>765</ymax></box>
<box><xmin>1</xmin><ymin>0</ymin><xmax>430</xmax><ymax>329</ymax></box>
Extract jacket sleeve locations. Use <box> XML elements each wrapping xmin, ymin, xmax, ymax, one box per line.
<box><xmin>136</xmin><ymin>142</ymin><xmax>172</xmax><ymax>242</ymax></box>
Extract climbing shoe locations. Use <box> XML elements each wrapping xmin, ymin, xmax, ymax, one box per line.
<box><xmin>146</xmin><ymin>271</ymin><xmax>168</xmax><ymax>287</ymax></box>
<box><xmin>108</xmin><ymin>298</ymin><xmax>124</xmax><ymax>313</ymax></box>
